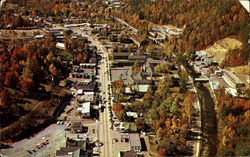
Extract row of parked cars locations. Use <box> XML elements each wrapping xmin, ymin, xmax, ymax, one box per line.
<box><xmin>57</xmin><ymin>121</ymin><xmax>71</xmax><ymax>127</ymax></box>
<box><xmin>26</xmin><ymin>137</ymin><xmax>49</xmax><ymax>154</ymax></box>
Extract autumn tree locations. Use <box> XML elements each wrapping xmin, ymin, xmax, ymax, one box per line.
<box><xmin>0</xmin><ymin>90</ymin><xmax>11</xmax><ymax>108</ymax></box>
<box><xmin>154</xmin><ymin>64</ymin><xmax>169</xmax><ymax>73</ymax></box>
<box><xmin>49</xmin><ymin>64</ymin><xmax>61</xmax><ymax>77</ymax></box>
<box><xmin>112</xmin><ymin>103</ymin><xmax>123</xmax><ymax>113</ymax></box>
<box><xmin>182</xmin><ymin>92</ymin><xmax>195</xmax><ymax>123</ymax></box>
<box><xmin>20</xmin><ymin>78</ymin><xmax>36</xmax><ymax>93</ymax></box>
<box><xmin>112</xmin><ymin>80</ymin><xmax>125</xmax><ymax>100</ymax></box>
<box><xmin>4</xmin><ymin>71</ymin><xmax>19</xmax><ymax>88</ymax></box>
<box><xmin>132</xmin><ymin>61</ymin><xmax>141</xmax><ymax>72</ymax></box>
<box><xmin>164</xmin><ymin>40</ymin><xmax>174</xmax><ymax>58</ymax></box>
<box><xmin>158</xmin><ymin>148</ymin><xmax>167</xmax><ymax>157</ymax></box>
<box><xmin>22</xmin><ymin>57</ymin><xmax>37</xmax><ymax>80</ymax></box>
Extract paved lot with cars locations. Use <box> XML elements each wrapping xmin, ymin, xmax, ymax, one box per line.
<box><xmin>1</xmin><ymin>124</ymin><xmax>67</xmax><ymax>157</ymax></box>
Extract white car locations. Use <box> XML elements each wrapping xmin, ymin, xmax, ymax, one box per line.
<box><xmin>66</xmin><ymin>122</ymin><xmax>71</xmax><ymax>127</ymax></box>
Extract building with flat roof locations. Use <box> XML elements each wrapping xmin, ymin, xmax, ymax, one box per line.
<box><xmin>126</xmin><ymin>112</ymin><xmax>138</xmax><ymax>119</ymax></box>
<box><xmin>71</xmin><ymin>122</ymin><xmax>84</xmax><ymax>133</ymax></box>
<box><xmin>129</xmin><ymin>133</ymin><xmax>142</xmax><ymax>152</ymax></box>
<box><xmin>56</xmin><ymin>42</ymin><xmax>66</xmax><ymax>50</ymax></box>
<box><xmin>77</xmin><ymin>94</ymin><xmax>95</xmax><ymax>103</ymax></box>
<box><xmin>222</xmin><ymin>69</ymin><xmax>245</xmax><ymax>88</ymax></box>
<box><xmin>77</xmin><ymin>102</ymin><xmax>91</xmax><ymax>118</ymax></box>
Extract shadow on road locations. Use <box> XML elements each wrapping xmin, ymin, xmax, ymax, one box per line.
<box><xmin>199</xmin><ymin>84</ymin><xmax>218</xmax><ymax>156</ymax></box>
<box><xmin>140</xmin><ymin>138</ymin><xmax>147</xmax><ymax>151</ymax></box>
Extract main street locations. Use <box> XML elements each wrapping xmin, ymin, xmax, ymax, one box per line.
<box><xmin>99</xmin><ymin>44</ymin><xmax>114</xmax><ymax>157</ymax></box>
<box><xmin>72</xmin><ymin>28</ymin><xmax>114</xmax><ymax>157</ymax></box>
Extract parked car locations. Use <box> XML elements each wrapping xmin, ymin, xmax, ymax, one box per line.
<box><xmin>38</xmin><ymin>143</ymin><xmax>44</xmax><ymax>147</ymax></box>
<box><xmin>42</xmin><ymin>141</ymin><xmax>49</xmax><ymax>145</ymax></box>
<box><xmin>26</xmin><ymin>150</ymin><xmax>32</xmax><ymax>154</ymax></box>
<box><xmin>64</xmin><ymin>128</ymin><xmax>70</xmax><ymax>131</ymax></box>
<box><xmin>95</xmin><ymin>142</ymin><xmax>103</xmax><ymax>147</ymax></box>
<box><xmin>30</xmin><ymin>148</ymin><xmax>36</xmax><ymax>152</ymax></box>
<box><xmin>66</xmin><ymin>122</ymin><xmax>71</xmax><ymax>127</ymax></box>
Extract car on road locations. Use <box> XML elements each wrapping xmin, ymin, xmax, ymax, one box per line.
<box><xmin>100</xmin><ymin>106</ymin><xmax>105</xmax><ymax>112</ymax></box>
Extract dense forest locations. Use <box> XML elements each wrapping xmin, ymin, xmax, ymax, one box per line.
<box><xmin>216</xmin><ymin>92</ymin><xmax>250</xmax><ymax>156</ymax></box>
<box><xmin>114</xmin><ymin>0</ymin><xmax>250</xmax><ymax>66</ymax></box>
<box><xmin>0</xmin><ymin>31</ymin><xmax>93</xmax><ymax>141</ymax></box>
<box><xmin>0</xmin><ymin>0</ymin><xmax>108</xmax><ymax>26</ymax></box>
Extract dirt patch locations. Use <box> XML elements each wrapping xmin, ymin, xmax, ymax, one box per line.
<box><xmin>204</xmin><ymin>38</ymin><xmax>242</xmax><ymax>64</ymax></box>
<box><xmin>229</xmin><ymin>65</ymin><xmax>249</xmax><ymax>87</ymax></box>
<box><xmin>229</xmin><ymin>65</ymin><xmax>249</xmax><ymax>76</ymax></box>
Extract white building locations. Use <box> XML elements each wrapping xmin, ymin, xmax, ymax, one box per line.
<box><xmin>126</xmin><ymin>112</ymin><xmax>138</xmax><ymax>119</ymax></box>
<box><xmin>77</xmin><ymin>89</ymin><xmax>84</xmax><ymax>95</ymax></box>
<box><xmin>77</xmin><ymin>102</ymin><xmax>91</xmax><ymax>118</ymax></box>
<box><xmin>225</xmin><ymin>88</ymin><xmax>238</xmax><ymax>97</ymax></box>
<box><xmin>34</xmin><ymin>35</ymin><xmax>45</xmax><ymax>39</ymax></box>
<box><xmin>56</xmin><ymin>42</ymin><xmax>66</xmax><ymax>50</ymax></box>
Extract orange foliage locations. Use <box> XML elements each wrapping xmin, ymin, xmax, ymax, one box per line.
<box><xmin>158</xmin><ymin>148</ymin><xmax>167</xmax><ymax>157</ymax></box>
<box><xmin>112</xmin><ymin>103</ymin><xmax>123</xmax><ymax>113</ymax></box>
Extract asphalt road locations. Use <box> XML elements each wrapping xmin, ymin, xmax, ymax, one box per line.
<box><xmin>93</xmin><ymin>36</ymin><xmax>114</xmax><ymax>157</ymax></box>
<box><xmin>72</xmin><ymin>28</ymin><xmax>114</xmax><ymax>157</ymax></box>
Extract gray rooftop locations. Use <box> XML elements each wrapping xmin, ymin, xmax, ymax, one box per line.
<box><xmin>129</xmin><ymin>133</ymin><xmax>141</xmax><ymax>147</ymax></box>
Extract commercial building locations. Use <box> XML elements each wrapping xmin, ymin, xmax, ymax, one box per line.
<box><xmin>71</xmin><ymin>122</ymin><xmax>84</xmax><ymax>133</ymax></box>
<box><xmin>77</xmin><ymin>102</ymin><xmax>91</xmax><ymax>118</ymax></box>
<box><xmin>56</xmin><ymin>42</ymin><xmax>66</xmax><ymax>50</ymax></box>
<box><xmin>129</xmin><ymin>133</ymin><xmax>142</xmax><ymax>152</ymax></box>
<box><xmin>222</xmin><ymin>70</ymin><xmax>245</xmax><ymax>88</ymax></box>
<box><xmin>56</xmin><ymin>138</ymin><xmax>92</xmax><ymax>157</ymax></box>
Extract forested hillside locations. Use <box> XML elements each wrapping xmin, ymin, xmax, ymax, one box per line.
<box><xmin>216</xmin><ymin>92</ymin><xmax>250</xmax><ymax>156</ymax></box>
<box><xmin>114</xmin><ymin>0</ymin><xmax>250</xmax><ymax>66</ymax></box>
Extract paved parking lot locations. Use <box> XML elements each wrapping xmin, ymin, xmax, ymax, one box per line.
<box><xmin>1</xmin><ymin>119</ymin><xmax>99</xmax><ymax>157</ymax></box>
<box><xmin>1</xmin><ymin>124</ymin><xmax>66</xmax><ymax>157</ymax></box>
